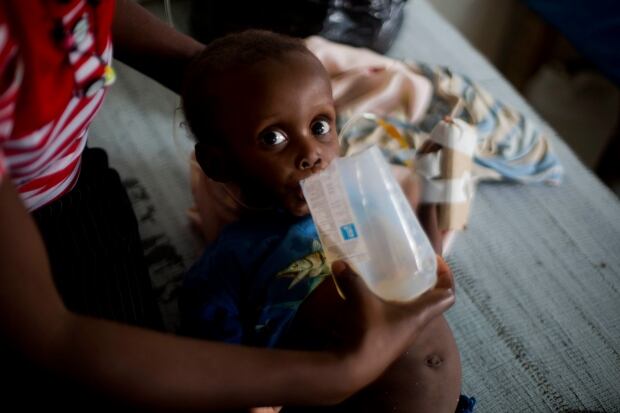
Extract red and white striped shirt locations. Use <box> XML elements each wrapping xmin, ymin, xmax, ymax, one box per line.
<box><xmin>0</xmin><ymin>0</ymin><xmax>115</xmax><ymax>211</ymax></box>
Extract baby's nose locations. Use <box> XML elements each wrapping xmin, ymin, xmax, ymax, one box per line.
<box><xmin>298</xmin><ymin>156</ymin><xmax>322</xmax><ymax>171</ymax></box>
<box><xmin>296</xmin><ymin>139</ymin><xmax>324</xmax><ymax>171</ymax></box>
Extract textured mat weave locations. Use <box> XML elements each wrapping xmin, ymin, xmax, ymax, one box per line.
<box><xmin>90</xmin><ymin>1</ymin><xmax>620</xmax><ymax>411</ymax></box>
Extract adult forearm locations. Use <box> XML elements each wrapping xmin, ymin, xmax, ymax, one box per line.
<box><xmin>57</xmin><ymin>315</ymin><xmax>356</xmax><ymax>410</ymax></box>
<box><xmin>112</xmin><ymin>0</ymin><xmax>204</xmax><ymax>93</ymax></box>
<box><xmin>0</xmin><ymin>178</ymin><xmax>454</xmax><ymax>411</ymax></box>
<box><xmin>0</xmin><ymin>181</ymin><xmax>355</xmax><ymax>411</ymax></box>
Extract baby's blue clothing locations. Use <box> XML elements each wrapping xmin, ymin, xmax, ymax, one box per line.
<box><xmin>181</xmin><ymin>211</ymin><xmax>477</xmax><ymax>412</ymax></box>
<box><xmin>181</xmin><ymin>213</ymin><xmax>329</xmax><ymax>347</ymax></box>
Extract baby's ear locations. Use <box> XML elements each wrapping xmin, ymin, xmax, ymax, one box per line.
<box><xmin>195</xmin><ymin>142</ymin><xmax>234</xmax><ymax>183</ymax></box>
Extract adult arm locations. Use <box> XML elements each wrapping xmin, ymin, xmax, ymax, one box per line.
<box><xmin>0</xmin><ymin>177</ymin><xmax>454</xmax><ymax>410</ymax></box>
<box><xmin>0</xmin><ymin>178</ymin><xmax>342</xmax><ymax>410</ymax></box>
<box><xmin>111</xmin><ymin>0</ymin><xmax>204</xmax><ymax>93</ymax></box>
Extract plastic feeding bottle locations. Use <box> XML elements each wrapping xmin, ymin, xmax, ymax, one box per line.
<box><xmin>300</xmin><ymin>146</ymin><xmax>437</xmax><ymax>302</ymax></box>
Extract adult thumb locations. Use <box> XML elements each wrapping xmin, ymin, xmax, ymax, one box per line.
<box><xmin>330</xmin><ymin>260</ymin><xmax>368</xmax><ymax>301</ymax></box>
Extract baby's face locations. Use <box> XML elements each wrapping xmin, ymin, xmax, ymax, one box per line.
<box><xmin>212</xmin><ymin>51</ymin><xmax>339</xmax><ymax>216</ymax></box>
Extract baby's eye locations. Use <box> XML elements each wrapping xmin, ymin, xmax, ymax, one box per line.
<box><xmin>311</xmin><ymin>119</ymin><xmax>331</xmax><ymax>136</ymax></box>
<box><xmin>259</xmin><ymin>130</ymin><xmax>287</xmax><ymax>146</ymax></box>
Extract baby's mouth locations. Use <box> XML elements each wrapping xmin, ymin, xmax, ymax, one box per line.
<box><xmin>296</xmin><ymin>186</ymin><xmax>305</xmax><ymax>202</ymax></box>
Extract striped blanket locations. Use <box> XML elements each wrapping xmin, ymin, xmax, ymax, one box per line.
<box><xmin>307</xmin><ymin>36</ymin><xmax>564</xmax><ymax>186</ymax></box>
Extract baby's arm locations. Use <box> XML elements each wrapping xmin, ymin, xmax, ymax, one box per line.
<box><xmin>392</xmin><ymin>164</ymin><xmax>421</xmax><ymax>210</ymax></box>
<box><xmin>392</xmin><ymin>164</ymin><xmax>444</xmax><ymax>254</ymax></box>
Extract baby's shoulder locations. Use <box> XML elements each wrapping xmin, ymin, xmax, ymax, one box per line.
<box><xmin>194</xmin><ymin>213</ymin><xmax>307</xmax><ymax>272</ymax></box>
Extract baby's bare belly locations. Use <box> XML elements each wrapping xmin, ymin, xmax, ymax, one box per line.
<box><xmin>350</xmin><ymin>315</ymin><xmax>462</xmax><ymax>413</ymax></box>
<box><xmin>285</xmin><ymin>286</ymin><xmax>462</xmax><ymax>413</ymax></box>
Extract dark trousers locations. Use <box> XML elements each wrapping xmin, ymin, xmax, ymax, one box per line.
<box><xmin>31</xmin><ymin>147</ymin><xmax>162</xmax><ymax>329</ymax></box>
<box><xmin>3</xmin><ymin>147</ymin><xmax>162</xmax><ymax>409</ymax></box>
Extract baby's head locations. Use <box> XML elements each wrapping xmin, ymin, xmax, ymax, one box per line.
<box><xmin>183</xmin><ymin>30</ymin><xmax>339</xmax><ymax>216</ymax></box>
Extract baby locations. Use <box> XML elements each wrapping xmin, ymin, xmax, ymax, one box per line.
<box><xmin>180</xmin><ymin>30</ymin><xmax>468</xmax><ymax>412</ymax></box>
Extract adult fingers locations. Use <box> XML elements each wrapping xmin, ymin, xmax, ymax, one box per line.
<box><xmin>402</xmin><ymin>255</ymin><xmax>456</xmax><ymax>328</ymax></box>
<box><xmin>330</xmin><ymin>260</ymin><xmax>367</xmax><ymax>303</ymax></box>
<box><xmin>435</xmin><ymin>255</ymin><xmax>455</xmax><ymax>292</ymax></box>
<box><xmin>331</xmin><ymin>256</ymin><xmax>454</xmax><ymax>305</ymax></box>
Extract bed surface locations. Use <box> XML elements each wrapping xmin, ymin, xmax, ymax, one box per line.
<box><xmin>90</xmin><ymin>1</ymin><xmax>620</xmax><ymax>411</ymax></box>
